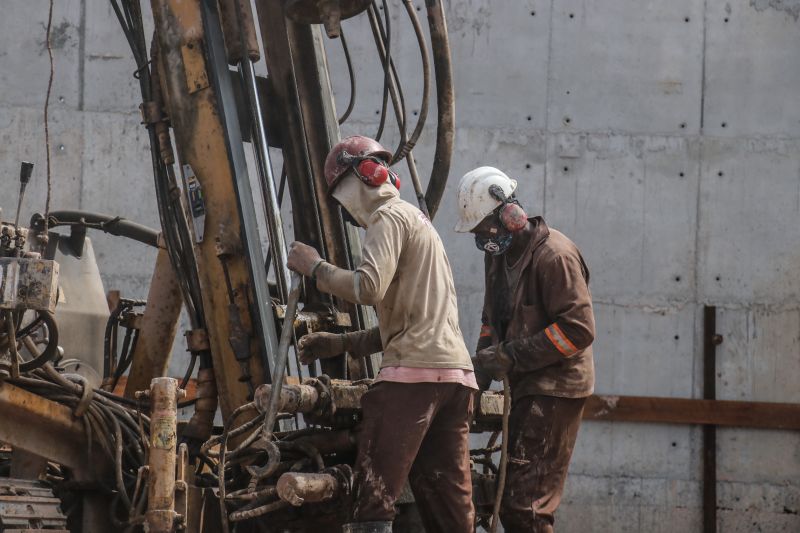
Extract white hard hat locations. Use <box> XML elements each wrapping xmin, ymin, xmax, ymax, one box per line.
<box><xmin>454</xmin><ymin>166</ymin><xmax>518</xmax><ymax>232</ymax></box>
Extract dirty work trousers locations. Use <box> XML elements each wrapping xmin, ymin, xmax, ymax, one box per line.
<box><xmin>500</xmin><ymin>394</ymin><xmax>586</xmax><ymax>533</ymax></box>
<box><xmin>352</xmin><ymin>381</ymin><xmax>475</xmax><ymax>532</ymax></box>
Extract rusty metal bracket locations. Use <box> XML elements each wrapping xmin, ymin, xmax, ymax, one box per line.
<box><xmin>185</xmin><ymin>328</ymin><xmax>210</xmax><ymax>352</ymax></box>
<box><xmin>175</xmin><ymin>442</ymin><xmax>190</xmax><ymax>529</ymax></box>
<box><xmin>139</xmin><ymin>101</ymin><xmax>162</xmax><ymax>125</ymax></box>
<box><xmin>181</xmin><ymin>39</ymin><xmax>210</xmax><ymax>94</ymax></box>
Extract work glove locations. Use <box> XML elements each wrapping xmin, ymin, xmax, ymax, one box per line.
<box><xmin>297</xmin><ymin>332</ymin><xmax>345</xmax><ymax>365</ymax></box>
<box><xmin>474</xmin><ymin>344</ymin><xmax>514</xmax><ymax>381</ymax></box>
<box><xmin>471</xmin><ymin>358</ymin><xmax>493</xmax><ymax>392</ymax></box>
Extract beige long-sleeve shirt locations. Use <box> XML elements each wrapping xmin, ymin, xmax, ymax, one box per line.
<box><xmin>314</xmin><ymin>175</ymin><xmax>472</xmax><ymax>371</ymax></box>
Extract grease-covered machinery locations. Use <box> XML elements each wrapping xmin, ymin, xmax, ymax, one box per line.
<box><xmin>0</xmin><ymin>1</ymin><xmax>504</xmax><ymax>531</ymax></box>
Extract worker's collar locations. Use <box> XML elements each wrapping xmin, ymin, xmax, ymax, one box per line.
<box><xmin>331</xmin><ymin>173</ymin><xmax>400</xmax><ymax>228</ymax></box>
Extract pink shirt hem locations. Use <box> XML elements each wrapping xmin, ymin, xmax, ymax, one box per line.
<box><xmin>376</xmin><ymin>366</ymin><xmax>479</xmax><ymax>390</ymax></box>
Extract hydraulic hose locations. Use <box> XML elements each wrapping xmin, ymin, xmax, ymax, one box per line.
<box><xmin>392</xmin><ymin>0</ymin><xmax>431</xmax><ymax>164</ymax></box>
<box><xmin>261</xmin><ymin>272</ymin><xmax>302</xmax><ymax>438</ymax></box>
<box><xmin>30</xmin><ymin>210</ymin><xmax>160</xmax><ymax>248</ymax></box>
<box><xmin>423</xmin><ymin>0</ymin><xmax>455</xmax><ymax>220</ymax></box>
<box><xmin>17</xmin><ymin>310</ymin><xmax>60</xmax><ymax>373</ymax></box>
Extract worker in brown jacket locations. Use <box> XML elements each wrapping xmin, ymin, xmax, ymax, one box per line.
<box><xmin>454</xmin><ymin>166</ymin><xmax>595</xmax><ymax>533</ymax></box>
<box><xmin>287</xmin><ymin>136</ymin><xmax>477</xmax><ymax>533</ymax></box>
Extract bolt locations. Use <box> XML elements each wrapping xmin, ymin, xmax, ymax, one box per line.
<box><xmin>712</xmin><ymin>334</ymin><xmax>723</xmax><ymax>346</ymax></box>
<box><xmin>58</xmin><ymin>144</ymin><xmax>65</xmax><ymax>151</ymax></box>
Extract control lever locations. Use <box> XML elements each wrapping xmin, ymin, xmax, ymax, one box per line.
<box><xmin>14</xmin><ymin>162</ymin><xmax>34</xmax><ymax>227</ymax></box>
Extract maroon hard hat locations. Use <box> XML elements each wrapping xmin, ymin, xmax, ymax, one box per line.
<box><xmin>324</xmin><ymin>136</ymin><xmax>392</xmax><ymax>192</ymax></box>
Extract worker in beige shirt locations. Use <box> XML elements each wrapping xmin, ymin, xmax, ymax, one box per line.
<box><xmin>287</xmin><ymin>136</ymin><xmax>476</xmax><ymax>533</ymax></box>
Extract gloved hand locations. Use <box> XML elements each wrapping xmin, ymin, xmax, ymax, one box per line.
<box><xmin>297</xmin><ymin>332</ymin><xmax>345</xmax><ymax>365</ymax></box>
<box><xmin>471</xmin><ymin>358</ymin><xmax>493</xmax><ymax>392</ymax></box>
<box><xmin>287</xmin><ymin>241</ymin><xmax>323</xmax><ymax>277</ymax></box>
<box><xmin>474</xmin><ymin>344</ymin><xmax>514</xmax><ymax>381</ymax></box>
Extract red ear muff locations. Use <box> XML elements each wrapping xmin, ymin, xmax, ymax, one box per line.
<box><xmin>356</xmin><ymin>159</ymin><xmax>389</xmax><ymax>186</ymax></box>
<box><xmin>499</xmin><ymin>203</ymin><xmax>527</xmax><ymax>232</ymax></box>
<box><xmin>488</xmin><ymin>183</ymin><xmax>528</xmax><ymax>232</ymax></box>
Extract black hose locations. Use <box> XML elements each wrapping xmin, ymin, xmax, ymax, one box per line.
<box><xmin>371</xmin><ymin>1</ymin><xmax>408</xmax><ymax>143</ymax></box>
<box><xmin>392</xmin><ymin>0</ymin><xmax>431</xmax><ymax>164</ymax></box>
<box><xmin>30</xmin><ymin>210</ymin><xmax>160</xmax><ymax>248</ymax></box>
<box><xmin>18</xmin><ymin>310</ymin><xmax>60</xmax><ymax>373</ymax></box>
<box><xmin>423</xmin><ymin>0</ymin><xmax>456</xmax><ymax>220</ymax></box>
<box><xmin>337</xmin><ymin>29</ymin><xmax>356</xmax><ymax>125</ymax></box>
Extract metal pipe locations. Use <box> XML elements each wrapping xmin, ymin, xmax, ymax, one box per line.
<box><xmin>144</xmin><ymin>377</ymin><xmax>184</xmax><ymax>533</ymax></box>
<box><xmin>218</xmin><ymin>0</ymin><xmax>260</xmax><ymax>65</ymax></box>
<box><xmin>254</xmin><ymin>382</ymin><xmax>319</xmax><ymax>414</ymax></box>
<box><xmin>240</xmin><ymin>57</ymin><xmax>292</xmax><ymax>301</ymax></box>
<box><xmin>124</xmin><ymin>248</ymin><xmax>183</xmax><ymax>398</ymax></box>
<box><xmin>262</xmin><ymin>273</ymin><xmax>302</xmax><ymax>437</ymax></box>
<box><xmin>703</xmin><ymin>306</ymin><xmax>721</xmax><ymax>533</ymax></box>
<box><xmin>276</xmin><ymin>472</ymin><xmax>339</xmax><ymax>506</ymax></box>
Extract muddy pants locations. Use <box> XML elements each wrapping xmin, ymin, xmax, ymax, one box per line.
<box><xmin>500</xmin><ymin>394</ymin><xmax>586</xmax><ymax>533</ymax></box>
<box><xmin>352</xmin><ymin>381</ymin><xmax>475</xmax><ymax>532</ymax></box>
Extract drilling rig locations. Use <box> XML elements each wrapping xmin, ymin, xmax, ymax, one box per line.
<box><xmin>0</xmin><ymin>1</ymin><xmax>504</xmax><ymax>531</ymax></box>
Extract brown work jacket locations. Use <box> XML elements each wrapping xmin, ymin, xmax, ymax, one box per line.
<box><xmin>477</xmin><ymin>217</ymin><xmax>595</xmax><ymax>399</ymax></box>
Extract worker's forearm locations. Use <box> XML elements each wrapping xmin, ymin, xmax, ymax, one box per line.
<box><xmin>502</xmin><ymin>336</ymin><xmax>567</xmax><ymax>373</ymax></box>
<box><xmin>314</xmin><ymin>262</ymin><xmax>382</xmax><ymax>305</ymax></box>
<box><xmin>315</xmin><ymin>262</ymin><xmax>359</xmax><ymax>302</ymax></box>
<box><xmin>344</xmin><ymin>327</ymin><xmax>382</xmax><ymax>358</ymax></box>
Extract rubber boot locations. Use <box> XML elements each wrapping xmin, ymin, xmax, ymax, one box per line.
<box><xmin>342</xmin><ymin>521</ymin><xmax>392</xmax><ymax>533</ymax></box>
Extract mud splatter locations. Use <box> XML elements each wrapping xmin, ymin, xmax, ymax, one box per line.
<box><xmin>38</xmin><ymin>21</ymin><xmax>73</xmax><ymax>54</ymax></box>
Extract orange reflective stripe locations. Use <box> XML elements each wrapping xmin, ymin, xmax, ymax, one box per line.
<box><xmin>545</xmin><ymin>324</ymin><xmax>577</xmax><ymax>356</ymax></box>
<box><xmin>479</xmin><ymin>324</ymin><xmax>492</xmax><ymax>338</ymax></box>
<box><xmin>552</xmin><ymin>323</ymin><xmax>578</xmax><ymax>353</ymax></box>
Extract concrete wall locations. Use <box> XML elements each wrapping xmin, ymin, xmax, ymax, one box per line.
<box><xmin>1</xmin><ymin>0</ymin><xmax>798</xmax><ymax>531</ymax></box>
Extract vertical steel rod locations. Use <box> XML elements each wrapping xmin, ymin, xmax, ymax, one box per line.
<box><xmin>240</xmin><ymin>58</ymin><xmax>292</xmax><ymax>301</ymax></box>
<box><xmin>262</xmin><ymin>272</ymin><xmax>302</xmax><ymax>438</ymax></box>
<box><xmin>200</xmin><ymin>0</ymin><xmax>281</xmax><ymax>380</ymax></box>
<box><xmin>703</xmin><ymin>306</ymin><xmax>719</xmax><ymax>533</ymax></box>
